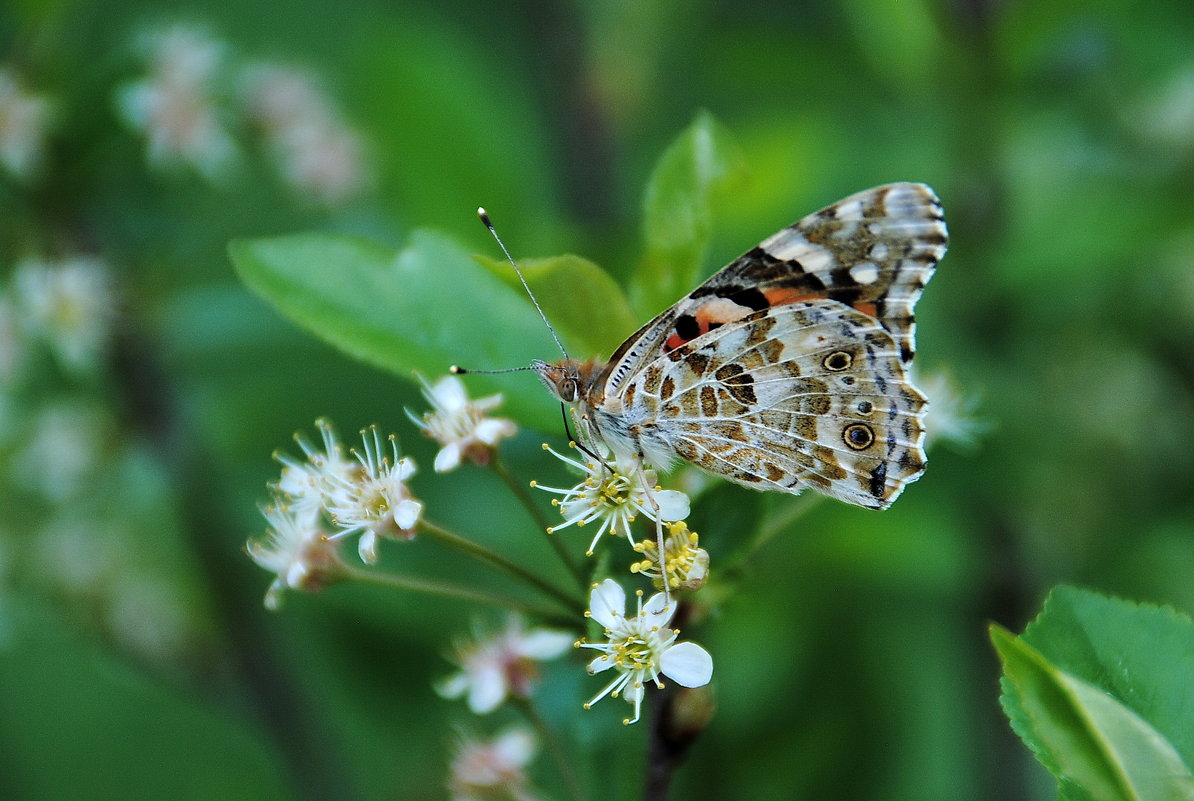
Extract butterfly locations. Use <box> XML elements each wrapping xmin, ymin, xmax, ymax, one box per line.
<box><xmin>528</xmin><ymin>183</ymin><xmax>946</xmax><ymax>510</ymax></box>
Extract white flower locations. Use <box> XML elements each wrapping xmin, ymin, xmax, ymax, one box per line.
<box><xmin>438</xmin><ymin>616</ymin><xmax>572</xmax><ymax>714</ymax></box>
<box><xmin>271</xmin><ymin>418</ymin><xmax>357</xmax><ymax>513</ymax></box>
<box><xmin>115</xmin><ymin>24</ymin><xmax>238</xmax><ymax>181</ymax></box>
<box><xmin>918</xmin><ymin>369</ymin><xmax>984</xmax><ymax>450</ymax></box>
<box><xmin>13</xmin><ymin>256</ymin><xmax>115</xmax><ymax>374</ymax></box>
<box><xmin>247</xmin><ymin>502</ymin><xmax>344</xmax><ymax>610</ymax></box>
<box><xmin>533</xmin><ymin>444</ymin><xmax>689</xmax><ymax>554</ymax></box>
<box><xmin>579</xmin><ymin>579</ymin><xmax>712</xmax><ymax>725</ymax></box>
<box><xmin>324</xmin><ymin>426</ymin><xmax>423</xmax><ymax>564</ymax></box>
<box><xmin>408</xmin><ymin>374</ymin><xmax>517</xmax><ymax>472</ymax></box>
<box><xmin>241</xmin><ymin>62</ymin><xmax>370</xmax><ymax>206</ymax></box>
<box><xmin>0</xmin><ymin>69</ymin><xmax>52</xmax><ymax>181</ymax></box>
<box><xmin>12</xmin><ymin>400</ymin><xmax>110</xmax><ymax>501</ymax></box>
<box><xmin>448</xmin><ymin>727</ymin><xmax>541</xmax><ymax>801</ymax></box>
<box><xmin>631</xmin><ymin>521</ymin><xmax>710</xmax><ymax>592</ymax></box>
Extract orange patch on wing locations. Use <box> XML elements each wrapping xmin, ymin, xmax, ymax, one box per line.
<box><xmin>851</xmin><ymin>302</ymin><xmax>878</xmax><ymax>318</ymax></box>
<box><xmin>763</xmin><ymin>288</ymin><xmax>825</xmax><ymax>306</ymax></box>
<box><xmin>665</xmin><ymin>332</ymin><xmax>687</xmax><ymax>351</ymax></box>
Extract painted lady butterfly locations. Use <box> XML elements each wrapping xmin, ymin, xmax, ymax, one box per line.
<box><xmin>532</xmin><ymin>183</ymin><xmax>947</xmax><ymax>510</ymax></box>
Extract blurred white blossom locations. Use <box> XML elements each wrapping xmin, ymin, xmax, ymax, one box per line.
<box><xmin>409</xmin><ymin>374</ymin><xmax>516</xmax><ymax>472</ymax></box>
<box><xmin>918</xmin><ymin>369</ymin><xmax>984</xmax><ymax>450</ymax></box>
<box><xmin>13</xmin><ymin>256</ymin><xmax>116</xmax><ymax>375</ymax></box>
<box><xmin>242</xmin><ymin>62</ymin><xmax>370</xmax><ymax>206</ymax></box>
<box><xmin>438</xmin><ymin>616</ymin><xmax>572</xmax><ymax>714</ymax></box>
<box><xmin>448</xmin><ymin>727</ymin><xmax>542</xmax><ymax>801</ymax></box>
<box><xmin>12</xmin><ymin>400</ymin><xmax>110</xmax><ymax>502</ymax></box>
<box><xmin>0</xmin><ymin>68</ymin><xmax>52</xmax><ymax>181</ymax></box>
<box><xmin>116</xmin><ymin>24</ymin><xmax>238</xmax><ymax>181</ymax></box>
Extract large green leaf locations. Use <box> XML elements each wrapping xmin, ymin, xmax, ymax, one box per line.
<box><xmin>229</xmin><ymin>230</ymin><xmax>561</xmax><ymax>427</ymax></box>
<box><xmin>475</xmin><ymin>253</ymin><xmax>638</xmax><ymax>359</ymax></box>
<box><xmin>633</xmin><ymin>110</ymin><xmax>747</xmax><ymax>319</ymax></box>
<box><xmin>992</xmin><ymin>625</ymin><xmax>1194</xmax><ymax>801</ymax></box>
<box><xmin>1022</xmin><ymin>587</ymin><xmax>1194</xmax><ymax>768</ymax></box>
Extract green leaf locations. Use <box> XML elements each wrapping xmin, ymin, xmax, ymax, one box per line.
<box><xmin>475</xmin><ymin>253</ymin><xmax>638</xmax><ymax>359</ymax></box>
<box><xmin>229</xmin><ymin>230</ymin><xmax>561</xmax><ymax>427</ymax></box>
<box><xmin>1023</xmin><ymin>587</ymin><xmax>1194</xmax><ymax>769</ymax></box>
<box><xmin>633</xmin><ymin>110</ymin><xmax>747</xmax><ymax>319</ymax></box>
<box><xmin>992</xmin><ymin>625</ymin><xmax>1194</xmax><ymax>801</ymax></box>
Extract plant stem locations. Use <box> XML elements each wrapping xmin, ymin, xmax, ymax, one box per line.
<box><xmin>514</xmin><ymin>696</ymin><xmax>589</xmax><ymax>801</ymax></box>
<box><xmin>643</xmin><ymin>600</ymin><xmax>705</xmax><ymax>801</ymax></box>
<box><xmin>493</xmin><ymin>456</ymin><xmax>587</xmax><ymax>588</ymax></box>
<box><xmin>344</xmin><ymin>566</ymin><xmax>575</xmax><ymax>628</ymax></box>
<box><xmin>419</xmin><ymin>518</ymin><xmax>584</xmax><ymax>614</ymax></box>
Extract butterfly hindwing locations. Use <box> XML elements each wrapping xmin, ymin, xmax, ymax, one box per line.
<box><xmin>620</xmin><ymin>300</ymin><xmax>926</xmax><ymax>509</ymax></box>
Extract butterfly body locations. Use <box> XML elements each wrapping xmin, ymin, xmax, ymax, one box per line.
<box><xmin>536</xmin><ymin>183</ymin><xmax>947</xmax><ymax>510</ymax></box>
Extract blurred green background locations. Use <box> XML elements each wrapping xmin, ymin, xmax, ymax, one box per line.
<box><xmin>2</xmin><ymin>0</ymin><xmax>1193</xmax><ymax>799</ymax></box>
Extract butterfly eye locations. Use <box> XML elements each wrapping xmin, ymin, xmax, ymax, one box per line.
<box><xmin>823</xmin><ymin>351</ymin><xmax>854</xmax><ymax>371</ymax></box>
<box><xmin>559</xmin><ymin>377</ymin><xmax>579</xmax><ymax>403</ymax></box>
<box><xmin>842</xmin><ymin>423</ymin><xmax>875</xmax><ymax>450</ymax></box>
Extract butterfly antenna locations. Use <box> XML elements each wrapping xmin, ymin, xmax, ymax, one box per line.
<box><xmin>477</xmin><ymin>207</ymin><xmax>570</xmax><ymax>362</ymax></box>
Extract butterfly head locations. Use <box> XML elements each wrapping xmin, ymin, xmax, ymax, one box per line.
<box><xmin>532</xmin><ymin>359</ymin><xmax>584</xmax><ymax>404</ymax></box>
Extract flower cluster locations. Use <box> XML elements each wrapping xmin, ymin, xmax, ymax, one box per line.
<box><xmin>114</xmin><ymin>23</ymin><xmax>371</xmax><ymax>204</ymax></box>
<box><xmin>247</xmin><ymin>373</ymin><xmax>717</xmax><ymax>748</ymax></box>
<box><xmin>531</xmin><ymin>435</ymin><xmax>716</xmax><ymax>722</ymax></box>
<box><xmin>248</xmin><ymin>420</ymin><xmax>422</xmax><ymax>608</ymax></box>
<box><xmin>115</xmin><ymin>24</ymin><xmax>238</xmax><ymax>181</ymax></box>
<box><xmin>241</xmin><ymin>63</ymin><xmax>371</xmax><ymax>207</ymax></box>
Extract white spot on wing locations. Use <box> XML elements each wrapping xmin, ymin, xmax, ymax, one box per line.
<box><xmin>760</xmin><ymin>230</ymin><xmax>836</xmax><ymax>274</ymax></box>
<box><xmin>850</xmin><ymin>262</ymin><xmax>880</xmax><ymax>284</ymax></box>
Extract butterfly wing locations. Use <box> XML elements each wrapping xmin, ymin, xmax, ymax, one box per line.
<box><xmin>623</xmin><ymin>300</ymin><xmax>927</xmax><ymax>509</ymax></box>
<box><xmin>597</xmin><ymin>182</ymin><xmax>946</xmax><ymax>401</ymax></box>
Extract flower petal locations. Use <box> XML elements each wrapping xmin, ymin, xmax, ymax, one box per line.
<box><xmin>660</xmin><ymin>641</ymin><xmax>713</xmax><ymax>688</ymax></box>
<box><xmin>639</xmin><ymin>592</ymin><xmax>676</xmax><ymax>627</ymax></box>
<box><xmin>430</xmin><ymin>375</ymin><xmax>468</xmax><ymax>411</ymax></box>
<box><xmin>393</xmin><ymin>498</ymin><xmax>423</xmax><ymax>530</ymax></box>
<box><xmin>436</xmin><ymin>671</ymin><xmax>469</xmax><ymax>699</ymax></box>
<box><xmin>433</xmin><ymin>442</ymin><xmax>462</xmax><ymax>473</ymax></box>
<box><xmin>587</xmin><ymin>652</ymin><xmax>617</xmax><ymax>674</ymax></box>
<box><xmin>474</xmin><ymin>418</ymin><xmax>515</xmax><ymax>445</ymax></box>
<box><xmin>467</xmin><ymin>663</ymin><xmax>507</xmax><ymax>714</ymax></box>
<box><xmin>491</xmin><ymin>727</ymin><xmax>537</xmax><ymax>768</ymax></box>
<box><xmin>654</xmin><ymin>490</ymin><xmax>690</xmax><ymax>522</ymax></box>
<box><xmin>357</xmin><ymin>530</ymin><xmax>379</xmax><ymax>564</ymax></box>
<box><xmin>588</xmin><ymin>579</ymin><xmax>625</xmax><ymax>629</ymax></box>
<box><xmin>515</xmin><ymin>629</ymin><xmax>573</xmax><ymax>660</ymax></box>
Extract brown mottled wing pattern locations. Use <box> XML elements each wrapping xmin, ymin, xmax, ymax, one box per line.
<box><xmin>623</xmin><ymin>300</ymin><xmax>927</xmax><ymax>509</ymax></box>
<box><xmin>597</xmin><ymin>183</ymin><xmax>947</xmax><ymax>400</ymax></box>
